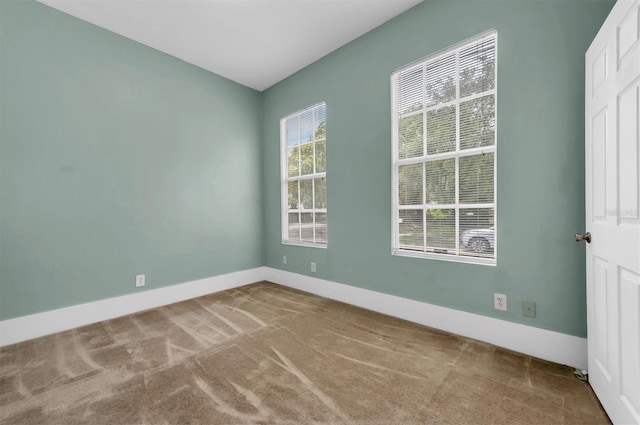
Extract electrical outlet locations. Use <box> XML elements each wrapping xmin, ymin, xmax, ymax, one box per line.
<box><xmin>283</xmin><ymin>256</ymin><xmax>287</xmax><ymax>264</ymax></box>
<box><xmin>310</xmin><ymin>262</ymin><xmax>316</xmax><ymax>273</ymax></box>
<box><xmin>523</xmin><ymin>301</ymin><xmax>536</xmax><ymax>317</ymax></box>
<box><xmin>135</xmin><ymin>274</ymin><xmax>145</xmax><ymax>288</ymax></box>
<box><xmin>494</xmin><ymin>293</ymin><xmax>507</xmax><ymax>311</ymax></box>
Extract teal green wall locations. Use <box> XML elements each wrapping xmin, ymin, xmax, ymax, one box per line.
<box><xmin>0</xmin><ymin>0</ymin><xmax>614</xmax><ymax>338</ymax></box>
<box><xmin>262</xmin><ymin>0</ymin><xmax>614</xmax><ymax>337</ymax></box>
<box><xmin>0</xmin><ymin>0</ymin><xmax>263</xmax><ymax>319</ymax></box>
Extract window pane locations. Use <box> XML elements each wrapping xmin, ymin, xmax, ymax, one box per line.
<box><xmin>460</xmin><ymin>94</ymin><xmax>495</xmax><ymax>150</ymax></box>
<box><xmin>426</xmin><ymin>208</ymin><xmax>455</xmax><ymax>250</ymax></box>
<box><xmin>288</xmin><ymin>212</ymin><xmax>300</xmax><ymax>241</ymax></box>
<box><xmin>286</xmin><ymin>116</ymin><xmax>299</xmax><ymax>148</ymax></box>
<box><xmin>425</xmin><ymin>158</ymin><xmax>455</xmax><ymax>204</ymax></box>
<box><xmin>314</xmin><ymin>106</ymin><xmax>326</xmax><ymax>140</ymax></box>
<box><xmin>459</xmin><ymin>37</ymin><xmax>496</xmax><ymax>98</ymax></box>
<box><xmin>300</xmin><ymin>143</ymin><xmax>314</xmax><ymax>175</ymax></box>
<box><xmin>301</xmin><ymin>212</ymin><xmax>314</xmax><ymax>243</ymax></box>
<box><xmin>460</xmin><ymin>208</ymin><xmax>495</xmax><ymax>258</ymax></box>
<box><xmin>399</xmin><ymin>209</ymin><xmax>424</xmax><ymax>251</ymax></box>
<box><xmin>398</xmin><ymin>163</ymin><xmax>423</xmax><ymax>206</ymax></box>
<box><xmin>287</xmin><ymin>180</ymin><xmax>299</xmax><ymax>209</ymax></box>
<box><xmin>287</xmin><ymin>147</ymin><xmax>299</xmax><ymax>177</ymax></box>
<box><xmin>459</xmin><ymin>153</ymin><xmax>494</xmax><ymax>204</ymax></box>
<box><xmin>315</xmin><ymin>212</ymin><xmax>327</xmax><ymax>244</ymax></box>
<box><xmin>426</xmin><ymin>105</ymin><xmax>456</xmax><ymax>155</ymax></box>
<box><xmin>398</xmin><ymin>114</ymin><xmax>423</xmax><ymax>159</ymax></box>
<box><xmin>314</xmin><ymin>178</ymin><xmax>326</xmax><ymax>209</ymax></box>
<box><xmin>300</xmin><ymin>179</ymin><xmax>312</xmax><ymax>210</ymax></box>
<box><xmin>315</xmin><ymin>140</ymin><xmax>326</xmax><ymax>173</ymax></box>
<box><xmin>300</xmin><ymin>110</ymin><xmax>314</xmax><ymax>144</ymax></box>
<box><xmin>425</xmin><ymin>53</ymin><xmax>456</xmax><ymax>107</ymax></box>
<box><xmin>398</xmin><ymin>66</ymin><xmax>424</xmax><ymax>114</ymax></box>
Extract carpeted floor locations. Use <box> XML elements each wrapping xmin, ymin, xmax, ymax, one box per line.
<box><xmin>1</xmin><ymin>281</ymin><xmax>609</xmax><ymax>424</ymax></box>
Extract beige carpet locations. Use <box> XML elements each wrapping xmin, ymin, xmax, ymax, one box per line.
<box><xmin>0</xmin><ymin>281</ymin><xmax>609</xmax><ymax>424</ymax></box>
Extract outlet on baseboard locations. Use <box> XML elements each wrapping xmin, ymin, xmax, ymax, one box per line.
<box><xmin>135</xmin><ymin>274</ymin><xmax>145</xmax><ymax>288</ymax></box>
<box><xmin>494</xmin><ymin>293</ymin><xmax>507</xmax><ymax>311</ymax></box>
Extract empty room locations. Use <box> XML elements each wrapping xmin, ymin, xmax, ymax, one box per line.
<box><xmin>1</xmin><ymin>0</ymin><xmax>639</xmax><ymax>423</ymax></box>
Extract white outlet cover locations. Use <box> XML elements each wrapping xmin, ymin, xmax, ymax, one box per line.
<box><xmin>494</xmin><ymin>293</ymin><xmax>507</xmax><ymax>311</ymax></box>
<box><xmin>135</xmin><ymin>274</ymin><xmax>145</xmax><ymax>287</ymax></box>
<box><xmin>310</xmin><ymin>262</ymin><xmax>316</xmax><ymax>273</ymax></box>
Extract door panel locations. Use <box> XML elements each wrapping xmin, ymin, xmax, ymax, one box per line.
<box><xmin>619</xmin><ymin>268</ymin><xmax>640</xmax><ymax>416</ymax></box>
<box><xmin>586</xmin><ymin>0</ymin><xmax>640</xmax><ymax>423</ymax></box>
<box><xmin>618</xmin><ymin>83</ymin><xmax>638</xmax><ymax>220</ymax></box>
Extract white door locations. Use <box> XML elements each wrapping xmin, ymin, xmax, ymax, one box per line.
<box><xmin>585</xmin><ymin>0</ymin><xmax>640</xmax><ymax>423</ymax></box>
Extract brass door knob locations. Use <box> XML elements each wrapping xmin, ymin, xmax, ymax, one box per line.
<box><xmin>575</xmin><ymin>232</ymin><xmax>591</xmax><ymax>243</ymax></box>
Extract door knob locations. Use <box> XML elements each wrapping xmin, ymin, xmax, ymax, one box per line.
<box><xmin>575</xmin><ymin>232</ymin><xmax>591</xmax><ymax>243</ymax></box>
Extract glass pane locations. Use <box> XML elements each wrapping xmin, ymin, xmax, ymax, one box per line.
<box><xmin>425</xmin><ymin>53</ymin><xmax>456</xmax><ymax>107</ymax></box>
<box><xmin>426</xmin><ymin>105</ymin><xmax>456</xmax><ymax>155</ymax></box>
<box><xmin>460</xmin><ymin>208</ymin><xmax>495</xmax><ymax>258</ymax></box>
<box><xmin>288</xmin><ymin>212</ymin><xmax>300</xmax><ymax>241</ymax></box>
<box><xmin>426</xmin><ymin>208</ymin><xmax>455</xmax><ymax>250</ymax></box>
<box><xmin>300</xmin><ymin>110</ymin><xmax>314</xmax><ymax>144</ymax></box>
<box><xmin>459</xmin><ymin>153</ymin><xmax>495</xmax><ymax>204</ymax></box>
<box><xmin>398</xmin><ymin>163</ymin><xmax>423</xmax><ymax>206</ymax></box>
<box><xmin>286</xmin><ymin>116</ymin><xmax>299</xmax><ymax>148</ymax></box>
<box><xmin>315</xmin><ymin>212</ymin><xmax>327</xmax><ymax>244</ymax></box>
<box><xmin>398</xmin><ymin>113</ymin><xmax>424</xmax><ymax>159</ymax></box>
<box><xmin>460</xmin><ymin>94</ymin><xmax>495</xmax><ymax>150</ymax></box>
<box><xmin>300</xmin><ymin>143</ymin><xmax>314</xmax><ymax>175</ymax></box>
<box><xmin>315</xmin><ymin>140</ymin><xmax>326</xmax><ymax>173</ymax></box>
<box><xmin>287</xmin><ymin>147</ymin><xmax>299</xmax><ymax>177</ymax></box>
<box><xmin>314</xmin><ymin>178</ymin><xmax>327</xmax><ymax>209</ymax></box>
<box><xmin>398</xmin><ymin>66</ymin><xmax>424</xmax><ymax>114</ymax></box>
<box><xmin>299</xmin><ymin>179</ymin><xmax>312</xmax><ymax>210</ymax></box>
<box><xmin>287</xmin><ymin>180</ymin><xmax>299</xmax><ymax>210</ymax></box>
<box><xmin>459</xmin><ymin>37</ymin><xmax>496</xmax><ymax>98</ymax></box>
<box><xmin>398</xmin><ymin>209</ymin><xmax>424</xmax><ymax>251</ymax></box>
<box><xmin>301</xmin><ymin>212</ymin><xmax>314</xmax><ymax>243</ymax></box>
<box><xmin>314</xmin><ymin>105</ymin><xmax>326</xmax><ymax>140</ymax></box>
<box><xmin>425</xmin><ymin>158</ymin><xmax>455</xmax><ymax>204</ymax></box>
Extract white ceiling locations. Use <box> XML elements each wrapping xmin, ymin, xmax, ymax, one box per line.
<box><xmin>36</xmin><ymin>0</ymin><xmax>423</xmax><ymax>91</ymax></box>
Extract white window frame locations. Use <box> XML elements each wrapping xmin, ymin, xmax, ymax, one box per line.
<box><xmin>391</xmin><ymin>30</ymin><xmax>498</xmax><ymax>265</ymax></box>
<box><xmin>281</xmin><ymin>102</ymin><xmax>327</xmax><ymax>248</ymax></box>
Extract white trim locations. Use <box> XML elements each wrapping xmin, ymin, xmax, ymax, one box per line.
<box><xmin>263</xmin><ymin>268</ymin><xmax>588</xmax><ymax>370</ymax></box>
<box><xmin>391</xmin><ymin>31</ymin><xmax>498</xmax><ymax>266</ymax></box>
<box><xmin>280</xmin><ymin>102</ymin><xmax>328</xmax><ymax>247</ymax></box>
<box><xmin>0</xmin><ymin>266</ymin><xmax>587</xmax><ymax>371</ymax></box>
<box><xmin>0</xmin><ymin>267</ymin><xmax>267</xmax><ymax>347</ymax></box>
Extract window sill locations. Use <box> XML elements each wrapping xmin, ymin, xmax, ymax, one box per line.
<box><xmin>393</xmin><ymin>248</ymin><xmax>496</xmax><ymax>266</ymax></box>
<box><xmin>282</xmin><ymin>241</ymin><xmax>328</xmax><ymax>249</ymax></box>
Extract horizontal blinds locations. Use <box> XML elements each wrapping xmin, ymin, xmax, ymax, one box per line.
<box><xmin>393</xmin><ymin>32</ymin><xmax>497</xmax><ymax>261</ymax></box>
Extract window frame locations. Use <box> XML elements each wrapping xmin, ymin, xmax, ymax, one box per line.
<box><xmin>391</xmin><ymin>30</ymin><xmax>498</xmax><ymax>266</ymax></box>
<box><xmin>280</xmin><ymin>102</ymin><xmax>328</xmax><ymax>248</ymax></box>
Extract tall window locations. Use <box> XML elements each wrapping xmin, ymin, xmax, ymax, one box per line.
<box><xmin>281</xmin><ymin>103</ymin><xmax>327</xmax><ymax>246</ymax></box>
<box><xmin>391</xmin><ymin>31</ymin><xmax>497</xmax><ymax>264</ymax></box>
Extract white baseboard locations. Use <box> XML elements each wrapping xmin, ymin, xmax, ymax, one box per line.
<box><xmin>0</xmin><ymin>266</ymin><xmax>587</xmax><ymax>370</ymax></box>
<box><xmin>263</xmin><ymin>268</ymin><xmax>588</xmax><ymax>370</ymax></box>
<box><xmin>0</xmin><ymin>267</ymin><xmax>267</xmax><ymax>347</ymax></box>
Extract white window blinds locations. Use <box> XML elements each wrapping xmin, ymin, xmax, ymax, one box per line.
<box><xmin>281</xmin><ymin>103</ymin><xmax>327</xmax><ymax>246</ymax></box>
<box><xmin>392</xmin><ymin>31</ymin><xmax>497</xmax><ymax>264</ymax></box>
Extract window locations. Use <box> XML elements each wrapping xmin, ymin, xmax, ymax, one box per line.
<box><xmin>391</xmin><ymin>31</ymin><xmax>497</xmax><ymax>264</ymax></box>
<box><xmin>281</xmin><ymin>103</ymin><xmax>327</xmax><ymax>246</ymax></box>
